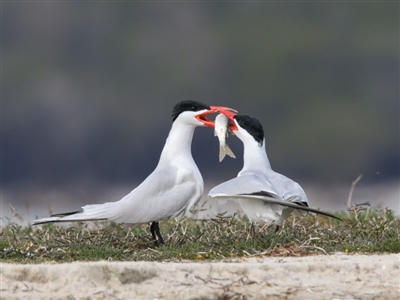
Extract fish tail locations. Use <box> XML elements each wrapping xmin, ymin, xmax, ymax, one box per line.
<box><xmin>219</xmin><ymin>145</ymin><xmax>226</xmax><ymax>162</ymax></box>
<box><xmin>219</xmin><ymin>145</ymin><xmax>236</xmax><ymax>162</ymax></box>
<box><xmin>225</xmin><ymin>144</ymin><xmax>236</xmax><ymax>159</ymax></box>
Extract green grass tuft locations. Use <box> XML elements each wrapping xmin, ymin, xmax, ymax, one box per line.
<box><xmin>1</xmin><ymin>208</ymin><xmax>399</xmax><ymax>263</ymax></box>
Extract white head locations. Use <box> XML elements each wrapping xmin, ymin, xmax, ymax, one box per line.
<box><xmin>171</xmin><ymin>100</ymin><xmax>235</xmax><ymax>127</ymax></box>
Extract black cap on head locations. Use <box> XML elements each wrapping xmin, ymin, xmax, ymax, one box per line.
<box><xmin>234</xmin><ymin>115</ymin><xmax>264</xmax><ymax>145</ymax></box>
<box><xmin>171</xmin><ymin>100</ymin><xmax>210</xmax><ymax>122</ymax></box>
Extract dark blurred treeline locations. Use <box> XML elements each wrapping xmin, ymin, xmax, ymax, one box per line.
<box><xmin>3</xmin><ymin>2</ymin><xmax>399</xmax><ymax>188</ymax></box>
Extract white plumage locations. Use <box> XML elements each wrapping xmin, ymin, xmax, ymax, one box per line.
<box><xmin>209</xmin><ymin>114</ymin><xmax>340</xmax><ymax>225</ymax></box>
<box><xmin>33</xmin><ymin>101</ymin><xmax>235</xmax><ymax>243</ymax></box>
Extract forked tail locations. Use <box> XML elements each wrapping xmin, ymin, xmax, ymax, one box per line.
<box><xmin>219</xmin><ymin>145</ymin><xmax>236</xmax><ymax>162</ymax></box>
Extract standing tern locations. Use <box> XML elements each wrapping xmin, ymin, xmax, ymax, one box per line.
<box><xmin>209</xmin><ymin>112</ymin><xmax>341</xmax><ymax>225</ymax></box>
<box><xmin>33</xmin><ymin>100</ymin><xmax>235</xmax><ymax>245</ymax></box>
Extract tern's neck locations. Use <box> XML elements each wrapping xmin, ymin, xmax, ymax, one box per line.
<box><xmin>241</xmin><ymin>140</ymin><xmax>272</xmax><ymax>172</ymax></box>
<box><xmin>159</xmin><ymin>120</ymin><xmax>196</xmax><ymax>163</ymax></box>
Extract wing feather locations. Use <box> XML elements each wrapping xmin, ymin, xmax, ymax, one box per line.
<box><xmin>212</xmin><ymin>195</ymin><xmax>341</xmax><ymax>221</ymax></box>
<box><xmin>33</xmin><ymin>166</ymin><xmax>201</xmax><ymax>225</ymax></box>
<box><xmin>209</xmin><ymin>173</ymin><xmax>280</xmax><ymax>199</ymax></box>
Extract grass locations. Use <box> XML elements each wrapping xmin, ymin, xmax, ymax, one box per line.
<box><xmin>1</xmin><ymin>205</ymin><xmax>399</xmax><ymax>263</ymax></box>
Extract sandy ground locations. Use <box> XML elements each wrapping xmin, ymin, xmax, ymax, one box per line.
<box><xmin>1</xmin><ymin>254</ymin><xmax>399</xmax><ymax>300</ymax></box>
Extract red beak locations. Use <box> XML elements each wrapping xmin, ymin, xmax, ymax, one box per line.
<box><xmin>211</xmin><ymin>107</ymin><xmax>238</xmax><ymax>131</ymax></box>
<box><xmin>195</xmin><ymin>106</ymin><xmax>238</xmax><ymax>128</ymax></box>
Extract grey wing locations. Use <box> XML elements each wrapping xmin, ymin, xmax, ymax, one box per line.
<box><xmin>33</xmin><ymin>166</ymin><xmax>200</xmax><ymax>225</ymax></box>
<box><xmin>213</xmin><ymin>195</ymin><xmax>342</xmax><ymax>221</ymax></box>
<box><xmin>208</xmin><ymin>173</ymin><xmax>280</xmax><ymax>199</ymax></box>
<box><xmin>270</xmin><ymin>172</ymin><xmax>309</xmax><ymax>206</ymax></box>
<box><xmin>111</xmin><ymin>166</ymin><xmax>200</xmax><ymax>224</ymax></box>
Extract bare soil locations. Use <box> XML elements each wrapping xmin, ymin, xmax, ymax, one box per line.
<box><xmin>1</xmin><ymin>253</ymin><xmax>399</xmax><ymax>300</ymax></box>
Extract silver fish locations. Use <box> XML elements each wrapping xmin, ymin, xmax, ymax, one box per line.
<box><xmin>214</xmin><ymin>113</ymin><xmax>236</xmax><ymax>162</ymax></box>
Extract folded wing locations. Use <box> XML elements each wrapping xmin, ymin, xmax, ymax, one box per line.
<box><xmin>212</xmin><ymin>194</ymin><xmax>341</xmax><ymax>221</ymax></box>
<box><xmin>209</xmin><ymin>173</ymin><xmax>280</xmax><ymax>199</ymax></box>
<box><xmin>33</xmin><ymin>166</ymin><xmax>200</xmax><ymax>225</ymax></box>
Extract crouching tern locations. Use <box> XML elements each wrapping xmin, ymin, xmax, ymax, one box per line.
<box><xmin>33</xmin><ymin>100</ymin><xmax>235</xmax><ymax>245</ymax></box>
<box><xmin>209</xmin><ymin>112</ymin><xmax>341</xmax><ymax>225</ymax></box>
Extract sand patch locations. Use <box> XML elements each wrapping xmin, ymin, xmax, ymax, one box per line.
<box><xmin>1</xmin><ymin>253</ymin><xmax>399</xmax><ymax>299</ymax></box>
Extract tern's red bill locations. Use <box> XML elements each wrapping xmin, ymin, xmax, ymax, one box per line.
<box><xmin>212</xmin><ymin>109</ymin><xmax>238</xmax><ymax>131</ymax></box>
<box><xmin>195</xmin><ymin>106</ymin><xmax>238</xmax><ymax>128</ymax></box>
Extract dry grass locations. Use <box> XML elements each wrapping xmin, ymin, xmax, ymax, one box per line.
<box><xmin>1</xmin><ymin>204</ymin><xmax>399</xmax><ymax>263</ymax></box>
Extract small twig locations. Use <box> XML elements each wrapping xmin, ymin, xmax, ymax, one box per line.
<box><xmin>347</xmin><ymin>174</ymin><xmax>363</xmax><ymax>213</ymax></box>
<box><xmin>239</xmin><ymin>275</ymin><xmax>258</xmax><ymax>285</ymax></box>
<box><xmin>301</xmin><ymin>245</ymin><xmax>327</xmax><ymax>255</ymax></box>
<box><xmin>146</xmin><ymin>247</ymin><xmax>160</xmax><ymax>253</ymax></box>
<box><xmin>242</xmin><ymin>250</ymin><xmax>252</xmax><ymax>256</ymax></box>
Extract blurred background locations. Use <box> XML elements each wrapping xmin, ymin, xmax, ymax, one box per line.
<box><xmin>2</xmin><ymin>1</ymin><xmax>399</xmax><ymax>223</ymax></box>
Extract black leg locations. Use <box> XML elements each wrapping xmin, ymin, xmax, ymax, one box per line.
<box><xmin>150</xmin><ymin>222</ymin><xmax>158</xmax><ymax>241</ymax></box>
<box><xmin>250</xmin><ymin>222</ymin><xmax>255</xmax><ymax>234</ymax></box>
<box><xmin>150</xmin><ymin>221</ymin><xmax>164</xmax><ymax>245</ymax></box>
<box><xmin>154</xmin><ymin>222</ymin><xmax>165</xmax><ymax>245</ymax></box>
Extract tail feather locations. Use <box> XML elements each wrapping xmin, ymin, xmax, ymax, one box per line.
<box><xmin>51</xmin><ymin>210</ymin><xmax>82</xmax><ymax>217</ymax></box>
<box><xmin>32</xmin><ymin>203</ymin><xmax>114</xmax><ymax>225</ymax></box>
